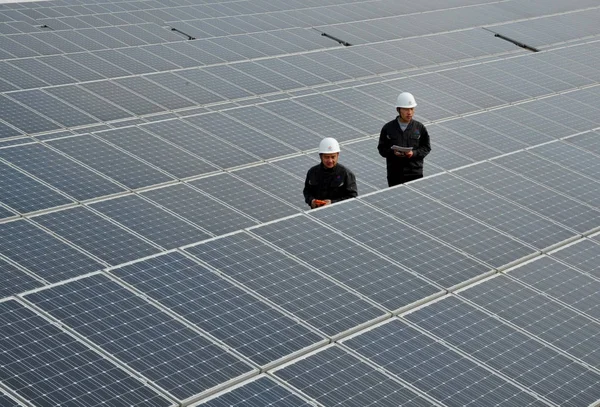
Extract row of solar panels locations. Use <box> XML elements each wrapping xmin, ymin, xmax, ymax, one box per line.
<box><xmin>2</xmin><ymin>186</ymin><xmax>600</xmax><ymax>406</ymax></box>
<box><xmin>3</xmin><ymin>36</ymin><xmax>599</xmax><ymax>143</ymax></box>
<box><xmin>2</xmin><ymin>126</ymin><xmax>600</xmax><ymax>294</ymax></box>
<box><xmin>1</xmin><ymin>42</ymin><xmax>599</xmax><ymax>218</ymax></box>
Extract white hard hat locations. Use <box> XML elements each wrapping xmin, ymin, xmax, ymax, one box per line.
<box><xmin>318</xmin><ymin>137</ymin><xmax>340</xmax><ymax>154</ymax></box>
<box><xmin>395</xmin><ymin>92</ymin><xmax>417</xmax><ymax>108</ymax></box>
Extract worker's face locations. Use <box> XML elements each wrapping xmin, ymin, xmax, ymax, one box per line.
<box><xmin>320</xmin><ymin>152</ymin><xmax>339</xmax><ymax>169</ymax></box>
<box><xmin>397</xmin><ymin>107</ymin><xmax>414</xmax><ymax>123</ymax></box>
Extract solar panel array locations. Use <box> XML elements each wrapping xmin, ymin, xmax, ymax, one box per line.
<box><xmin>1</xmin><ymin>0</ymin><xmax>600</xmax><ymax>406</ymax></box>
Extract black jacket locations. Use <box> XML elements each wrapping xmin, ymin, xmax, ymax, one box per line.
<box><xmin>303</xmin><ymin>163</ymin><xmax>358</xmax><ymax>207</ymax></box>
<box><xmin>377</xmin><ymin>118</ymin><xmax>431</xmax><ymax>177</ymax></box>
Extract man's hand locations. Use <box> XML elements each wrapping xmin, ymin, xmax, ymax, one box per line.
<box><xmin>394</xmin><ymin>150</ymin><xmax>414</xmax><ymax>158</ymax></box>
<box><xmin>311</xmin><ymin>199</ymin><xmax>330</xmax><ymax>208</ymax></box>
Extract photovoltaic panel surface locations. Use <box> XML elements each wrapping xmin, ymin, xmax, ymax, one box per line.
<box><xmin>452</xmin><ymin>161</ymin><xmax>600</xmax><ymax>234</ymax></box>
<box><xmin>89</xmin><ymin>194</ymin><xmax>210</xmax><ymax>249</ymax></box>
<box><xmin>404</xmin><ymin>296</ymin><xmax>600</xmax><ymax>407</ymax></box>
<box><xmin>362</xmin><ymin>186</ymin><xmax>536</xmax><ymax>269</ymax></box>
<box><xmin>0</xmin><ymin>160</ymin><xmax>73</xmax><ymax>214</ymax></box>
<box><xmin>250</xmin><ymin>215</ymin><xmax>442</xmax><ymax>311</ymax></box>
<box><xmin>194</xmin><ymin>376</ymin><xmax>311</xmax><ymax>407</ymax></box>
<box><xmin>139</xmin><ymin>118</ymin><xmax>258</xmax><ymax>169</ymax></box>
<box><xmin>410</xmin><ymin>173</ymin><xmax>577</xmax><ymax>250</ymax></box>
<box><xmin>0</xmin><ymin>218</ymin><xmax>103</xmax><ymax>282</ymax></box>
<box><xmin>273</xmin><ymin>345</ymin><xmax>434</xmax><ymax>407</ymax></box>
<box><xmin>185</xmin><ymin>232</ymin><xmax>386</xmax><ymax>337</ymax></box>
<box><xmin>343</xmin><ymin>319</ymin><xmax>547</xmax><ymax>406</ymax></box>
<box><xmin>493</xmin><ymin>150</ymin><xmax>600</xmax><ymax>209</ymax></box>
<box><xmin>111</xmin><ymin>252</ymin><xmax>325</xmax><ymax>367</ymax></box>
<box><xmin>2</xmin><ymin>2</ymin><xmax>600</xmax><ymax>406</ymax></box>
<box><xmin>0</xmin><ymin>299</ymin><xmax>173</xmax><ymax>407</ymax></box>
<box><xmin>24</xmin><ymin>273</ymin><xmax>256</xmax><ymax>403</ymax></box>
<box><xmin>0</xmin><ymin>257</ymin><xmax>42</xmax><ymax>298</ymax></box>
<box><xmin>32</xmin><ymin>206</ymin><xmax>160</xmax><ymax>266</ymax></box>
<box><xmin>0</xmin><ymin>142</ymin><xmax>127</xmax><ymax>200</ymax></box>
<box><xmin>188</xmin><ymin>173</ymin><xmax>299</xmax><ymax>222</ymax></box>
<box><xmin>507</xmin><ymin>255</ymin><xmax>600</xmax><ymax>321</ymax></box>
<box><xmin>309</xmin><ymin>199</ymin><xmax>492</xmax><ymax>288</ymax></box>
<box><xmin>95</xmin><ymin>126</ymin><xmax>220</xmax><ymax>179</ymax></box>
<box><xmin>48</xmin><ymin>134</ymin><xmax>175</xmax><ymax>189</ymax></box>
<box><xmin>549</xmin><ymin>239</ymin><xmax>600</xmax><ymax>278</ymax></box>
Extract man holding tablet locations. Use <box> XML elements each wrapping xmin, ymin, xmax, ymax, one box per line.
<box><xmin>377</xmin><ymin>92</ymin><xmax>431</xmax><ymax>187</ymax></box>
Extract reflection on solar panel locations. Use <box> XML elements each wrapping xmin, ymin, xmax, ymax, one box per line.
<box><xmin>2</xmin><ymin>1</ymin><xmax>600</xmax><ymax>406</ymax></box>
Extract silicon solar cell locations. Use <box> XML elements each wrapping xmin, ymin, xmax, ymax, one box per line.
<box><xmin>0</xmin><ymin>160</ymin><xmax>73</xmax><ymax>213</ymax></box>
<box><xmin>89</xmin><ymin>194</ymin><xmax>211</xmax><ymax>249</ymax></box>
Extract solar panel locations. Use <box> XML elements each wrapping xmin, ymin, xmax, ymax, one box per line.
<box><xmin>194</xmin><ymin>376</ymin><xmax>312</xmax><ymax>407</ymax></box>
<box><xmin>260</xmin><ymin>99</ymin><xmax>366</xmax><ymax>142</ymax></box>
<box><xmin>139</xmin><ymin>118</ymin><xmax>258</xmax><ymax>169</ymax></box>
<box><xmin>453</xmin><ymin>161</ymin><xmax>600</xmax><ymax>234</ymax></box>
<box><xmin>89</xmin><ymin>194</ymin><xmax>211</xmax><ymax>250</ymax></box>
<box><xmin>461</xmin><ymin>275</ymin><xmax>600</xmax><ymax>367</ymax></box>
<box><xmin>272</xmin><ymin>345</ymin><xmax>434</xmax><ymax>406</ymax></box>
<box><xmin>25</xmin><ymin>272</ymin><xmax>257</xmax><ymax>403</ymax></box>
<box><xmin>184</xmin><ymin>113</ymin><xmax>298</xmax><ymax>160</ymax></box>
<box><xmin>0</xmin><ymin>94</ymin><xmax>61</xmax><ymax>134</ymax></box>
<box><xmin>404</xmin><ymin>296</ymin><xmax>600</xmax><ymax>407</ymax></box>
<box><xmin>493</xmin><ymin>150</ymin><xmax>600</xmax><ymax>209</ymax></box>
<box><xmin>0</xmin><ymin>160</ymin><xmax>73</xmax><ymax>214</ymax></box>
<box><xmin>94</xmin><ymin>126</ymin><xmax>219</xmax><ymax>179</ymax></box>
<box><xmin>232</xmin><ymin>163</ymin><xmax>306</xmax><ymax>209</ymax></box>
<box><xmin>343</xmin><ymin>319</ymin><xmax>547</xmax><ymax>406</ymax></box>
<box><xmin>411</xmin><ymin>173</ymin><xmax>577</xmax><ymax>251</ymax></box>
<box><xmin>48</xmin><ymin>134</ymin><xmax>175</xmax><ymax>190</ymax></box>
<box><xmin>0</xmin><ymin>299</ymin><xmax>174</xmax><ymax>407</ymax></box>
<box><xmin>508</xmin><ymin>255</ymin><xmax>600</xmax><ymax>320</ymax></box>
<box><xmin>32</xmin><ymin>206</ymin><xmax>160</xmax><ymax>266</ymax></box>
<box><xmin>111</xmin><ymin>251</ymin><xmax>326</xmax><ymax>367</ymax></box>
<box><xmin>185</xmin><ymin>232</ymin><xmax>387</xmax><ymax>337</ymax></box>
<box><xmin>46</xmin><ymin>84</ymin><xmax>132</xmax><ymax>122</ymax></box>
<box><xmin>3</xmin><ymin>2</ymin><xmax>600</xmax><ymax>406</ymax></box>
<box><xmin>550</xmin><ymin>238</ymin><xmax>600</xmax><ymax>278</ymax></box>
<box><xmin>188</xmin><ymin>174</ymin><xmax>299</xmax><ymax>222</ymax></box>
<box><xmin>362</xmin><ymin>186</ymin><xmax>537</xmax><ymax>269</ymax></box>
<box><xmin>249</xmin><ymin>214</ymin><xmax>442</xmax><ymax>311</ymax></box>
<box><xmin>0</xmin><ymin>257</ymin><xmax>42</xmax><ymax>298</ymax></box>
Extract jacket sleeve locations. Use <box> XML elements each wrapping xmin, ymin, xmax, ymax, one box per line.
<box><xmin>413</xmin><ymin>124</ymin><xmax>431</xmax><ymax>159</ymax></box>
<box><xmin>377</xmin><ymin>124</ymin><xmax>393</xmax><ymax>158</ymax></box>
<box><xmin>303</xmin><ymin>169</ymin><xmax>314</xmax><ymax>207</ymax></box>
<box><xmin>332</xmin><ymin>169</ymin><xmax>358</xmax><ymax>203</ymax></box>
